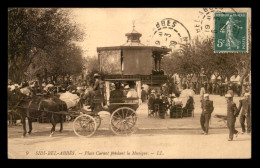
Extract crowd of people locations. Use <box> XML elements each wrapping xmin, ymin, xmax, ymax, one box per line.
<box><xmin>202</xmin><ymin>92</ymin><xmax>251</xmax><ymax>141</ymax></box>
<box><xmin>198</xmin><ymin>81</ymin><xmax>251</xmax><ymax>140</ymax></box>
<box><xmin>147</xmin><ymin>88</ymin><xmax>194</xmax><ymax>119</ymax></box>
<box><xmin>8</xmin><ymin>74</ymin><xmax>251</xmax><ymax>141</ymax></box>
<box><xmin>180</xmin><ymin>81</ymin><xmax>251</xmax><ymax>97</ymax></box>
<box><xmin>144</xmin><ymin>79</ymin><xmax>251</xmax><ymax>141</ymax></box>
<box><xmin>8</xmin><ymin>73</ymin><xmax>142</xmax><ymax>110</ymax></box>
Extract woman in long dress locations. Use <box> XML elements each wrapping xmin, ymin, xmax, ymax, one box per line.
<box><xmin>220</xmin><ymin>15</ymin><xmax>242</xmax><ymax>49</ymax></box>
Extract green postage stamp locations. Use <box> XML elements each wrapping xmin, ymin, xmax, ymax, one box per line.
<box><xmin>214</xmin><ymin>12</ymin><xmax>248</xmax><ymax>53</ymax></box>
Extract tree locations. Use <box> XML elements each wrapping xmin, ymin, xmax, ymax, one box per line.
<box><xmin>8</xmin><ymin>8</ymin><xmax>84</xmax><ymax>84</ymax></box>
<box><xmin>162</xmin><ymin>38</ymin><xmax>205</xmax><ymax>85</ymax></box>
<box><xmin>82</xmin><ymin>56</ymin><xmax>110</xmax><ymax>84</ymax></box>
<box><xmin>161</xmin><ymin>36</ymin><xmax>250</xmax><ymax>86</ymax></box>
<box><xmin>83</xmin><ymin>56</ymin><xmax>99</xmax><ymax>75</ymax></box>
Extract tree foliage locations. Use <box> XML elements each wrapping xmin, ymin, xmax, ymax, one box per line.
<box><xmin>82</xmin><ymin>56</ymin><xmax>109</xmax><ymax>84</ymax></box>
<box><xmin>162</xmin><ymin>36</ymin><xmax>251</xmax><ymax>84</ymax></box>
<box><xmin>8</xmin><ymin>8</ymin><xmax>84</xmax><ymax>83</ymax></box>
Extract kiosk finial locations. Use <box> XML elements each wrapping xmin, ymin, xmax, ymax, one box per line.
<box><xmin>132</xmin><ymin>20</ymin><xmax>135</xmax><ymax>30</ymax></box>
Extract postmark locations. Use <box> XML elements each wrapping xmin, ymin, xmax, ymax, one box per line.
<box><xmin>194</xmin><ymin>8</ymin><xmax>238</xmax><ymax>37</ymax></box>
<box><xmin>151</xmin><ymin>18</ymin><xmax>191</xmax><ymax>50</ymax></box>
<box><xmin>214</xmin><ymin>12</ymin><xmax>247</xmax><ymax>53</ymax></box>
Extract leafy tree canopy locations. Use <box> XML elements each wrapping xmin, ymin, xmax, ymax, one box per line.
<box><xmin>8</xmin><ymin>8</ymin><xmax>84</xmax><ymax>83</ymax></box>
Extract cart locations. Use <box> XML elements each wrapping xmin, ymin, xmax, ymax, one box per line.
<box><xmin>72</xmin><ymin>78</ymin><xmax>140</xmax><ymax>137</ymax></box>
<box><xmin>8</xmin><ymin>79</ymin><xmax>140</xmax><ymax>138</ymax></box>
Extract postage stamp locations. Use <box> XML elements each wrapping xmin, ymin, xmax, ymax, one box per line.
<box><xmin>214</xmin><ymin>12</ymin><xmax>248</xmax><ymax>53</ymax></box>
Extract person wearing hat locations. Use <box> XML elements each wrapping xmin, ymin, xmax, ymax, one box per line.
<box><xmin>93</xmin><ymin>73</ymin><xmax>103</xmax><ymax>93</ymax></box>
<box><xmin>110</xmin><ymin>83</ymin><xmax>115</xmax><ymax>91</ymax></box>
<box><xmin>148</xmin><ymin>90</ymin><xmax>156</xmax><ymax>99</ymax></box>
<box><xmin>200</xmin><ymin>83</ymin><xmax>206</xmax><ymax>102</ymax></box>
<box><xmin>227</xmin><ymin>86</ymin><xmax>234</xmax><ymax>97</ymax></box>
<box><xmin>150</xmin><ymin>90</ymin><xmax>157</xmax><ymax>102</ymax></box>
<box><xmin>141</xmin><ymin>86</ymin><xmax>147</xmax><ymax>103</ymax></box>
<box><xmin>110</xmin><ymin>82</ymin><xmax>124</xmax><ymax>103</ymax></box>
<box><xmin>200</xmin><ymin>94</ymin><xmax>214</xmax><ymax>135</ymax></box>
<box><xmin>225</xmin><ymin>93</ymin><xmax>239</xmax><ymax>141</ymax></box>
<box><xmin>170</xmin><ymin>92</ymin><xmax>183</xmax><ymax>118</ymax></box>
<box><xmin>126</xmin><ymin>82</ymin><xmax>138</xmax><ymax>103</ymax></box>
<box><xmin>199</xmin><ymin>83</ymin><xmax>206</xmax><ymax>112</ymax></box>
<box><xmin>148</xmin><ymin>90</ymin><xmax>156</xmax><ymax>116</ymax></box>
<box><xmin>237</xmin><ymin>93</ymin><xmax>251</xmax><ymax>134</ymax></box>
<box><xmin>153</xmin><ymin>93</ymin><xmax>165</xmax><ymax>119</ymax></box>
<box><xmin>123</xmin><ymin>84</ymin><xmax>130</xmax><ymax>97</ymax></box>
<box><xmin>95</xmin><ymin>73</ymin><xmax>104</xmax><ymax>93</ymax></box>
<box><xmin>183</xmin><ymin>93</ymin><xmax>195</xmax><ymax>117</ymax></box>
<box><xmin>151</xmin><ymin>89</ymin><xmax>156</xmax><ymax>94</ymax></box>
<box><xmin>169</xmin><ymin>93</ymin><xmax>176</xmax><ymax>105</ymax></box>
<box><xmin>88</xmin><ymin>73</ymin><xmax>104</xmax><ymax>110</ymax></box>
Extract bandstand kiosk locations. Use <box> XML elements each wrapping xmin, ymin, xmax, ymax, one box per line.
<box><xmin>97</xmin><ymin>25</ymin><xmax>171</xmax><ymax>105</ymax></box>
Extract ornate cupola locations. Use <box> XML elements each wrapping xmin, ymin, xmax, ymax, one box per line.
<box><xmin>123</xmin><ymin>22</ymin><xmax>145</xmax><ymax>46</ymax></box>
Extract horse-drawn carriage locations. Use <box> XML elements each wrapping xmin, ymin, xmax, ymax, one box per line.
<box><xmin>8</xmin><ymin>78</ymin><xmax>140</xmax><ymax>138</ymax></box>
<box><xmin>72</xmin><ymin>78</ymin><xmax>140</xmax><ymax>137</ymax></box>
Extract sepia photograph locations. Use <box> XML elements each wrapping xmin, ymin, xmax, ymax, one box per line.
<box><xmin>7</xmin><ymin>7</ymin><xmax>251</xmax><ymax>159</ymax></box>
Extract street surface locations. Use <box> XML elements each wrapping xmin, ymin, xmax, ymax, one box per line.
<box><xmin>8</xmin><ymin>128</ymin><xmax>251</xmax><ymax>159</ymax></box>
<box><xmin>8</xmin><ymin>95</ymin><xmax>251</xmax><ymax>159</ymax></box>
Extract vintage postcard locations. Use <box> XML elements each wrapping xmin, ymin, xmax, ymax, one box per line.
<box><xmin>8</xmin><ymin>8</ymin><xmax>251</xmax><ymax>159</ymax></box>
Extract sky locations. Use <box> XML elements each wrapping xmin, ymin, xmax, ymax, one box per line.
<box><xmin>70</xmin><ymin>8</ymin><xmax>251</xmax><ymax>58</ymax></box>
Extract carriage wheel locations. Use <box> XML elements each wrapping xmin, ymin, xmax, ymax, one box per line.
<box><xmin>93</xmin><ymin>114</ymin><xmax>101</xmax><ymax>129</ymax></box>
<box><xmin>110</xmin><ymin>107</ymin><xmax>137</xmax><ymax>136</ymax></box>
<box><xmin>73</xmin><ymin>114</ymin><xmax>96</xmax><ymax>137</ymax></box>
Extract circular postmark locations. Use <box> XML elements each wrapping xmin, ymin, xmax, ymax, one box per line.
<box><xmin>194</xmin><ymin>8</ymin><xmax>238</xmax><ymax>37</ymax></box>
<box><xmin>150</xmin><ymin>18</ymin><xmax>191</xmax><ymax>50</ymax></box>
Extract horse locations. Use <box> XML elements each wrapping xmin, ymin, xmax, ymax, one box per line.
<box><xmin>19</xmin><ymin>95</ymin><xmax>43</xmax><ymax>136</ymax></box>
<box><xmin>8</xmin><ymin>87</ymin><xmax>68</xmax><ymax>137</ymax></box>
<box><xmin>37</xmin><ymin>96</ymin><xmax>67</xmax><ymax>137</ymax></box>
<box><xmin>8</xmin><ymin>89</ymin><xmax>21</xmax><ymax>126</ymax></box>
<box><xmin>8</xmin><ymin>89</ymin><xmax>40</xmax><ymax>137</ymax></box>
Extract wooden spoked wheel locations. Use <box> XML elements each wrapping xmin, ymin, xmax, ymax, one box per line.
<box><xmin>93</xmin><ymin>114</ymin><xmax>101</xmax><ymax>129</ymax></box>
<box><xmin>73</xmin><ymin>114</ymin><xmax>97</xmax><ymax>137</ymax></box>
<box><xmin>110</xmin><ymin>107</ymin><xmax>137</xmax><ymax>136</ymax></box>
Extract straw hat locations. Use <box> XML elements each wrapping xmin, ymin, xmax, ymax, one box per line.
<box><xmin>94</xmin><ymin>73</ymin><xmax>100</xmax><ymax>78</ymax></box>
<box><xmin>170</xmin><ymin>93</ymin><xmax>176</xmax><ymax>98</ymax></box>
<box><xmin>244</xmin><ymin>93</ymin><xmax>250</xmax><ymax>96</ymax></box>
<box><xmin>225</xmin><ymin>94</ymin><xmax>232</xmax><ymax>98</ymax></box>
<box><xmin>204</xmin><ymin>94</ymin><xmax>209</xmax><ymax>97</ymax></box>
